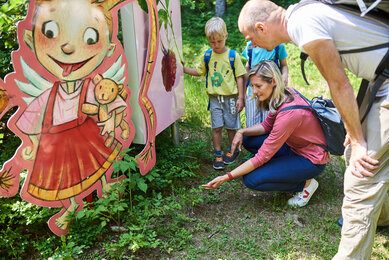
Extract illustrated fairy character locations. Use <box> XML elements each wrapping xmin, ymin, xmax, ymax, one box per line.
<box><xmin>0</xmin><ymin>0</ymin><xmax>159</xmax><ymax>236</ymax></box>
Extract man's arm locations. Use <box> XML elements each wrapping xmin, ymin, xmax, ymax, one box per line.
<box><xmin>303</xmin><ymin>39</ymin><xmax>378</xmax><ymax>177</ymax></box>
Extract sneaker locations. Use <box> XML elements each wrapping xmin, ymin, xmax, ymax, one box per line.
<box><xmin>288</xmin><ymin>179</ymin><xmax>319</xmax><ymax>207</ymax></box>
<box><xmin>213</xmin><ymin>155</ymin><xmax>225</xmax><ymax>170</ymax></box>
<box><xmin>223</xmin><ymin>149</ymin><xmax>239</xmax><ymax>164</ymax></box>
<box><xmin>337</xmin><ymin>217</ymin><xmax>389</xmax><ymax>228</ymax></box>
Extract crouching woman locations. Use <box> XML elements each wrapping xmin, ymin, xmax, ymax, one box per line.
<box><xmin>202</xmin><ymin>60</ymin><xmax>330</xmax><ymax>207</ymax></box>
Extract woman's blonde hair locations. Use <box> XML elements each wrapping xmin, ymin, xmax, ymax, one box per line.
<box><xmin>248</xmin><ymin>60</ymin><xmax>293</xmax><ymax>113</ymax></box>
<box><xmin>205</xmin><ymin>17</ymin><xmax>227</xmax><ymax>39</ymax></box>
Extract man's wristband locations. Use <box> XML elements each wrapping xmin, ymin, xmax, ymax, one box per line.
<box><xmin>227</xmin><ymin>172</ymin><xmax>234</xmax><ymax>181</ymax></box>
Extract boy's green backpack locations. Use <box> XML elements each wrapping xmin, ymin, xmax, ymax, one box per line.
<box><xmin>204</xmin><ymin>49</ymin><xmax>236</xmax><ymax>88</ymax></box>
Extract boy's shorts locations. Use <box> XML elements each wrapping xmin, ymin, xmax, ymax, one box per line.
<box><xmin>209</xmin><ymin>95</ymin><xmax>241</xmax><ymax>130</ymax></box>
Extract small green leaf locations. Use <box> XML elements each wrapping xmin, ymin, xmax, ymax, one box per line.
<box><xmin>137</xmin><ymin>0</ymin><xmax>148</xmax><ymax>13</ymax></box>
<box><xmin>137</xmin><ymin>180</ymin><xmax>148</xmax><ymax>193</ymax></box>
<box><xmin>76</xmin><ymin>210</ymin><xmax>85</xmax><ymax>219</ymax></box>
<box><xmin>158</xmin><ymin>9</ymin><xmax>168</xmax><ymax>30</ymax></box>
<box><xmin>119</xmin><ymin>162</ymin><xmax>129</xmax><ymax>174</ymax></box>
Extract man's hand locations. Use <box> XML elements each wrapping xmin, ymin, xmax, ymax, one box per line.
<box><xmin>349</xmin><ymin>142</ymin><xmax>379</xmax><ymax>178</ymax></box>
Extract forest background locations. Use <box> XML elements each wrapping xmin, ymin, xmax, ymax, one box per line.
<box><xmin>0</xmin><ymin>0</ymin><xmax>388</xmax><ymax>259</ymax></box>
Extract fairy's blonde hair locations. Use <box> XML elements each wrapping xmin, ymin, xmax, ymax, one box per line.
<box><xmin>34</xmin><ymin>0</ymin><xmax>126</xmax><ymax>39</ymax></box>
<box><xmin>248</xmin><ymin>60</ymin><xmax>293</xmax><ymax>113</ymax></box>
<box><xmin>205</xmin><ymin>17</ymin><xmax>227</xmax><ymax>39</ymax></box>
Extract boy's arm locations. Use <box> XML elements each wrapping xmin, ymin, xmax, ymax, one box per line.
<box><xmin>236</xmin><ymin>75</ymin><xmax>245</xmax><ymax>113</ymax></box>
<box><xmin>183</xmin><ymin>66</ymin><xmax>201</xmax><ymax>76</ymax></box>
<box><xmin>183</xmin><ymin>67</ymin><xmax>201</xmax><ymax>76</ymax></box>
<box><xmin>280</xmin><ymin>58</ymin><xmax>288</xmax><ymax>86</ymax></box>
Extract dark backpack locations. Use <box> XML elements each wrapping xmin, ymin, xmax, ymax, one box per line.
<box><xmin>291</xmin><ymin>0</ymin><xmax>389</xmax><ymax>123</ymax></box>
<box><xmin>204</xmin><ymin>48</ymin><xmax>236</xmax><ymax>88</ymax></box>
<box><xmin>279</xmin><ymin>89</ymin><xmax>346</xmax><ymax>156</ymax></box>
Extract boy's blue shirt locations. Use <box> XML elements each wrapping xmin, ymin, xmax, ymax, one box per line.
<box><xmin>242</xmin><ymin>42</ymin><xmax>288</xmax><ymax>96</ymax></box>
<box><xmin>242</xmin><ymin>42</ymin><xmax>288</xmax><ymax>67</ymax></box>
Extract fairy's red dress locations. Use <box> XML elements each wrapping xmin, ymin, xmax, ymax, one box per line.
<box><xmin>17</xmin><ymin>79</ymin><xmax>122</xmax><ymax>201</ymax></box>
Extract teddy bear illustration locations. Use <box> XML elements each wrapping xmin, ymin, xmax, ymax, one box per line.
<box><xmin>82</xmin><ymin>73</ymin><xmax>130</xmax><ymax>147</ymax></box>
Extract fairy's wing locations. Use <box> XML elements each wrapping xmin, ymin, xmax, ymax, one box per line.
<box><xmin>15</xmin><ymin>55</ymin><xmax>125</xmax><ymax>104</ymax></box>
<box><xmin>102</xmin><ymin>55</ymin><xmax>126</xmax><ymax>84</ymax></box>
<box><xmin>14</xmin><ymin>57</ymin><xmax>52</xmax><ymax>104</ymax></box>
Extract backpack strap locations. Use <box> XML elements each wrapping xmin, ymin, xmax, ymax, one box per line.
<box><xmin>247</xmin><ymin>42</ymin><xmax>253</xmax><ymax>70</ymax></box>
<box><xmin>300</xmin><ymin>53</ymin><xmax>310</xmax><ymax>85</ymax></box>
<box><xmin>274</xmin><ymin>45</ymin><xmax>281</xmax><ymax>71</ymax></box>
<box><xmin>339</xmin><ymin>42</ymin><xmax>389</xmax><ymax>55</ymax></box>
<box><xmin>279</xmin><ymin>105</ymin><xmax>311</xmax><ymax>112</ymax></box>
<box><xmin>204</xmin><ymin>48</ymin><xmax>212</xmax><ymax>88</ymax></box>
<box><xmin>356</xmin><ymin>79</ymin><xmax>369</xmax><ymax>107</ymax></box>
<box><xmin>279</xmin><ymin>103</ymin><xmax>329</xmax><ymax>151</ymax></box>
<box><xmin>229</xmin><ymin>49</ymin><xmax>236</xmax><ymax>78</ymax></box>
<box><xmin>360</xmin><ymin>48</ymin><xmax>389</xmax><ymax>122</ymax></box>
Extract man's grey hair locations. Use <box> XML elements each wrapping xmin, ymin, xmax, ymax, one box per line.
<box><xmin>240</xmin><ymin>0</ymin><xmax>279</xmax><ymax>30</ymax></box>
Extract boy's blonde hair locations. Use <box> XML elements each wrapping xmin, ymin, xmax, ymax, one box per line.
<box><xmin>205</xmin><ymin>17</ymin><xmax>227</xmax><ymax>39</ymax></box>
<box><xmin>248</xmin><ymin>60</ymin><xmax>293</xmax><ymax>114</ymax></box>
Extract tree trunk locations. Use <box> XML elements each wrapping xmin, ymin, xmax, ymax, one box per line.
<box><xmin>215</xmin><ymin>0</ymin><xmax>226</xmax><ymax>17</ymax></box>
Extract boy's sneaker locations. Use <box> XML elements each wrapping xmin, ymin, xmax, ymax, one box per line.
<box><xmin>288</xmin><ymin>179</ymin><xmax>319</xmax><ymax>207</ymax></box>
<box><xmin>223</xmin><ymin>149</ymin><xmax>239</xmax><ymax>165</ymax></box>
<box><xmin>213</xmin><ymin>155</ymin><xmax>225</xmax><ymax>170</ymax></box>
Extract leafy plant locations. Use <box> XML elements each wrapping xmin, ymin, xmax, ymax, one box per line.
<box><xmin>0</xmin><ymin>0</ymin><xmax>28</xmax><ymax>78</ymax></box>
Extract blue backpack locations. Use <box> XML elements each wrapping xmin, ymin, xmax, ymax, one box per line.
<box><xmin>247</xmin><ymin>42</ymin><xmax>281</xmax><ymax>71</ymax></box>
<box><xmin>204</xmin><ymin>48</ymin><xmax>236</xmax><ymax>88</ymax></box>
<box><xmin>246</xmin><ymin>42</ymin><xmax>281</xmax><ymax>87</ymax></box>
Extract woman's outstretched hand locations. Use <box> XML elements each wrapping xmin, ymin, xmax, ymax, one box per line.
<box><xmin>231</xmin><ymin>130</ymin><xmax>243</xmax><ymax>154</ymax></box>
<box><xmin>202</xmin><ymin>175</ymin><xmax>228</xmax><ymax>190</ymax></box>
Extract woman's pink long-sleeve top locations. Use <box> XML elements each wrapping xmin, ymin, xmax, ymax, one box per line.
<box><xmin>250</xmin><ymin>91</ymin><xmax>330</xmax><ymax>168</ymax></box>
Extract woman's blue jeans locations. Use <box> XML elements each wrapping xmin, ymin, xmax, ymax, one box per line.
<box><xmin>242</xmin><ymin>135</ymin><xmax>326</xmax><ymax>192</ymax></box>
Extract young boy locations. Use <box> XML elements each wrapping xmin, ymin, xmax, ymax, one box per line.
<box><xmin>183</xmin><ymin>17</ymin><xmax>246</xmax><ymax>170</ymax></box>
<box><xmin>242</xmin><ymin>41</ymin><xmax>289</xmax><ymax>127</ymax></box>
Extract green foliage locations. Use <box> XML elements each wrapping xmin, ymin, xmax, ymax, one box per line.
<box><xmin>56</xmin><ymin>140</ymin><xmax>203</xmax><ymax>258</ymax></box>
<box><xmin>0</xmin><ymin>0</ymin><xmax>28</xmax><ymax>78</ymax></box>
<box><xmin>0</xmin><ymin>193</ymin><xmax>57</xmax><ymax>258</ymax></box>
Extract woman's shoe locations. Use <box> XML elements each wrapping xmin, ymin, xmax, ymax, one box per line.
<box><xmin>288</xmin><ymin>179</ymin><xmax>319</xmax><ymax>207</ymax></box>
